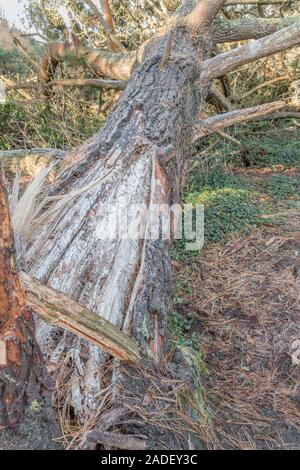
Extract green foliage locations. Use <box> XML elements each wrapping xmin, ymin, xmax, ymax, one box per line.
<box><xmin>167</xmin><ymin>312</ymin><xmax>195</xmax><ymax>348</ymax></box>
<box><xmin>187</xmin><ymin>187</ymin><xmax>263</xmax><ymax>245</ymax></box>
<box><xmin>186</xmin><ymin>165</ymin><xmax>251</xmax><ymax>194</ymax></box>
<box><xmin>0</xmin><ymin>48</ymin><xmax>28</xmax><ymax>76</ymax></box>
<box><xmin>265</xmin><ymin>174</ymin><xmax>300</xmax><ymax>200</ymax></box>
<box><xmin>175</xmin><ymin>167</ymin><xmax>263</xmax><ymax>252</ymax></box>
<box><xmin>0</xmin><ymin>96</ymin><xmax>106</xmax><ymax>149</ymax></box>
<box><xmin>225</xmin><ymin>122</ymin><xmax>300</xmax><ymax>168</ymax></box>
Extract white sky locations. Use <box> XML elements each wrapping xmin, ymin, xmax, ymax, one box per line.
<box><xmin>0</xmin><ymin>0</ymin><xmax>28</xmax><ymax>29</ymax></box>
<box><xmin>1</xmin><ymin>0</ymin><xmax>72</xmax><ymax>32</ymax></box>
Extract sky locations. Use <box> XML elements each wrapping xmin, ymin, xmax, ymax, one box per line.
<box><xmin>1</xmin><ymin>0</ymin><xmax>72</xmax><ymax>32</ymax></box>
<box><xmin>1</xmin><ymin>0</ymin><xmax>28</xmax><ymax>29</ymax></box>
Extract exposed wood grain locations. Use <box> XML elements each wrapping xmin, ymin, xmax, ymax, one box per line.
<box><xmin>20</xmin><ymin>272</ymin><xmax>141</xmax><ymax>363</ymax></box>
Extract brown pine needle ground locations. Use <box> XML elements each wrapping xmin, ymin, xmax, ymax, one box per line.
<box><xmin>174</xmin><ymin>207</ymin><xmax>300</xmax><ymax>449</ymax></box>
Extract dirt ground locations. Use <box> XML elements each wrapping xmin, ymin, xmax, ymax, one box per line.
<box><xmin>174</xmin><ymin>208</ymin><xmax>300</xmax><ymax>449</ymax></box>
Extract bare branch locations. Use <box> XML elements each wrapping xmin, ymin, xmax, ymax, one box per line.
<box><xmin>13</xmin><ymin>37</ymin><xmax>39</xmax><ymax>72</ymax></box>
<box><xmin>214</xmin><ymin>15</ymin><xmax>300</xmax><ymax>43</ymax></box>
<box><xmin>38</xmin><ymin>41</ymin><xmax>135</xmax><ymax>95</ymax></box>
<box><xmin>50</xmin><ymin>77</ymin><xmax>126</xmax><ymax>90</ymax></box>
<box><xmin>0</xmin><ymin>148</ymin><xmax>65</xmax><ymax>160</ymax></box>
<box><xmin>21</xmin><ymin>272</ymin><xmax>141</xmax><ymax>363</ymax></box>
<box><xmin>216</xmin><ymin>129</ymin><xmax>242</xmax><ymax>146</ymax></box>
<box><xmin>85</xmin><ymin>0</ymin><xmax>126</xmax><ymax>52</ymax></box>
<box><xmin>208</xmin><ymin>86</ymin><xmax>233</xmax><ymax>111</ymax></box>
<box><xmin>7</xmin><ymin>78</ymin><xmax>126</xmax><ymax>92</ymax></box>
<box><xmin>233</xmin><ymin>75</ymin><xmax>290</xmax><ymax>103</ymax></box>
<box><xmin>185</xmin><ymin>0</ymin><xmax>227</xmax><ymax>32</ymax></box>
<box><xmin>260</xmin><ymin>111</ymin><xmax>300</xmax><ymax>120</ymax></box>
<box><xmin>202</xmin><ymin>23</ymin><xmax>300</xmax><ymax>80</ymax></box>
<box><xmin>192</xmin><ymin>100</ymin><xmax>287</xmax><ymax>142</ymax></box>
<box><xmin>100</xmin><ymin>0</ymin><xmax>119</xmax><ymax>51</ymax></box>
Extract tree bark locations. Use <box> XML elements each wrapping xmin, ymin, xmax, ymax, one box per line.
<box><xmin>0</xmin><ymin>174</ymin><xmax>60</xmax><ymax>449</ymax></box>
<box><xmin>24</xmin><ymin>1</ymin><xmax>226</xmax><ymax>440</ymax></box>
<box><xmin>18</xmin><ymin>0</ymin><xmax>300</xmax><ymax>449</ymax></box>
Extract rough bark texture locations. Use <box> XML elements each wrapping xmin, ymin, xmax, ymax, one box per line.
<box><xmin>37</xmin><ymin>14</ymin><xmax>300</xmax><ymax>93</ymax></box>
<box><xmin>214</xmin><ymin>16</ymin><xmax>300</xmax><ymax>43</ymax></box>
<box><xmin>202</xmin><ymin>23</ymin><xmax>300</xmax><ymax>80</ymax></box>
<box><xmin>0</xmin><ymin>174</ymin><xmax>60</xmax><ymax>449</ymax></box>
<box><xmin>23</xmin><ymin>3</ymin><xmax>219</xmax><ymax>442</ymax></box>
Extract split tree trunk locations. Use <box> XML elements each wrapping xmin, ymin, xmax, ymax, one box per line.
<box><xmin>24</xmin><ymin>2</ymin><xmax>217</xmax><ymax>432</ymax></box>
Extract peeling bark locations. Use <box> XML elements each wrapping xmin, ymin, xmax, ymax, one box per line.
<box><xmin>0</xmin><ymin>174</ymin><xmax>59</xmax><ymax>448</ymax></box>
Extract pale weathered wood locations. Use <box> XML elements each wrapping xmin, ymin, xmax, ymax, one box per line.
<box><xmin>0</xmin><ymin>148</ymin><xmax>65</xmax><ymax>160</ymax></box>
<box><xmin>20</xmin><ymin>272</ymin><xmax>141</xmax><ymax>363</ymax></box>
<box><xmin>202</xmin><ymin>23</ymin><xmax>300</xmax><ymax>80</ymax></box>
<box><xmin>192</xmin><ymin>100</ymin><xmax>286</xmax><ymax>142</ymax></box>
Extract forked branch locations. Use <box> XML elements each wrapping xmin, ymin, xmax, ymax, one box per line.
<box><xmin>84</xmin><ymin>0</ymin><xmax>126</xmax><ymax>52</ymax></box>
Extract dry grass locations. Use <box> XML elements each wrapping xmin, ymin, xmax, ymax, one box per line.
<box><xmin>174</xmin><ymin>208</ymin><xmax>300</xmax><ymax>449</ymax></box>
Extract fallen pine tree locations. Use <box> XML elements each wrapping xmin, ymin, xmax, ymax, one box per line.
<box><xmin>1</xmin><ymin>0</ymin><xmax>300</xmax><ymax>449</ymax></box>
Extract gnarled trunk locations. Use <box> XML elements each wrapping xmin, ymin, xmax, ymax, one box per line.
<box><xmin>24</xmin><ymin>8</ymin><xmax>213</xmax><ymax>431</ymax></box>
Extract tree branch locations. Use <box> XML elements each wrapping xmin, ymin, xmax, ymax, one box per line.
<box><xmin>85</xmin><ymin>0</ymin><xmax>126</xmax><ymax>52</ymax></box>
<box><xmin>185</xmin><ymin>0</ymin><xmax>227</xmax><ymax>32</ymax></box>
<box><xmin>192</xmin><ymin>100</ymin><xmax>287</xmax><ymax>142</ymax></box>
<box><xmin>0</xmin><ymin>148</ymin><xmax>65</xmax><ymax>161</ymax></box>
<box><xmin>100</xmin><ymin>0</ymin><xmax>119</xmax><ymax>51</ymax></box>
<box><xmin>213</xmin><ymin>15</ymin><xmax>300</xmax><ymax>44</ymax></box>
<box><xmin>208</xmin><ymin>86</ymin><xmax>233</xmax><ymax>111</ymax></box>
<box><xmin>6</xmin><ymin>78</ymin><xmax>126</xmax><ymax>92</ymax></box>
<box><xmin>202</xmin><ymin>22</ymin><xmax>300</xmax><ymax>80</ymax></box>
<box><xmin>21</xmin><ymin>272</ymin><xmax>141</xmax><ymax>363</ymax></box>
<box><xmin>38</xmin><ymin>41</ymin><xmax>135</xmax><ymax>95</ymax></box>
<box><xmin>13</xmin><ymin>37</ymin><xmax>39</xmax><ymax>72</ymax></box>
<box><xmin>233</xmin><ymin>75</ymin><xmax>290</xmax><ymax>103</ymax></box>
